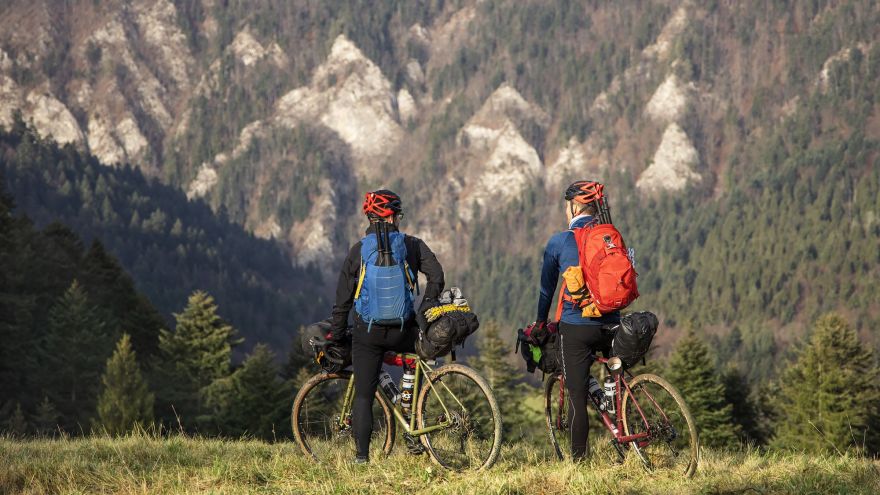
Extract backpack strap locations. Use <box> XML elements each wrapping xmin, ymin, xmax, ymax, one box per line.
<box><xmin>403</xmin><ymin>261</ymin><xmax>418</xmax><ymax>294</ymax></box>
<box><xmin>354</xmin><ymin>261</ymin><xmax>366</xmax><ymax>300</ymax></box>
<box><xmin>554</xmin><ymin>285</ymin><xmax>565</xmax><ymax>322</ymax></box>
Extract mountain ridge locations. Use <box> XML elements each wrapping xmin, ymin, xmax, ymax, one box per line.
<box><xmin>2</xmin><ymin>0</ymin><xmax>879</xmax><ymax>380</ymax></box>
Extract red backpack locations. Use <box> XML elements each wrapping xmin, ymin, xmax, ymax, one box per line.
<box><xmin>552</xmin><ymin>223</ymin><xmax>638</xmax><ymax>322</ymax></box>
<box><xmin>574</xmin><ymin>223</ymin><xmax>639</xmax><ymax>313</ymax></box>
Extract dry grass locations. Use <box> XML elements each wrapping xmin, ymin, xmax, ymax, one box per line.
<box><xmin>2</xmin><ymin>433</ymin><xmax>879</xmax><ymax>494</ymax></box>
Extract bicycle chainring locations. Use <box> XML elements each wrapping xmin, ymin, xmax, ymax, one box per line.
<box><xmin>332</xmin><ymin>414</ymin><xmax>352</xmax><ymax>437</ymax></box>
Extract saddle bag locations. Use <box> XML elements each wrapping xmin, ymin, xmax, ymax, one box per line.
<box><xmin>611</xmin><ymin>311</ymin><xmax>658</xmax><ymax>369</ymax></box>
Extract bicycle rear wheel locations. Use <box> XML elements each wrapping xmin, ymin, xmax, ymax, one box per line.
<box><xmin>544</xmin><ymin>373</ymin><xmax>570</xmax><ymax>460</ymax></box>
<box><xmin>292</xmin><ymin>371</ymin><xmax>395</xmax><ymax>462</ymax></box>
<box><xmin>621</xmin><ymin>373</ymin><xmax>699</xmax><ymax>477</ymax></box>
<box><xmin>416</xmin><ymin>363</ymin><xmax>502</xmax><ymax>471</ymax></box>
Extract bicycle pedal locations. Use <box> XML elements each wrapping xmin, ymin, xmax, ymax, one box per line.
<box><xmin>404</xmin><ymin>434</ymin><xmax>425</xmax><ymax>455</ymax></box>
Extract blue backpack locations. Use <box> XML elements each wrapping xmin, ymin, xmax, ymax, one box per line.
<box><xmin>354</xmin><ymin>230</ymin><xmax>417</xmax><ymax>330</ymax></box>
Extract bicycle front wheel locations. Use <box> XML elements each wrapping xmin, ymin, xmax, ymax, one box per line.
<box><xmin>292</xmin><ymin>371</ymin><xmax>395</xmax><ymax>462</ymax></box>
<box><xmin>416</xmin><ymin>363</ymin><xmax>502</xmax><ymax>471</ymax></box>
<box><xmin>544</xmin><ymin>373</ymin><xmax>570</xmax><ymax>460</ymax></box>
<box><xmin>621</xmin><ymin>373</ymin><xmax>699</xmax><ymax>477</ymax></box>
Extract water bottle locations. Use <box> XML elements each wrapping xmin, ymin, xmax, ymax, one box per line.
<box><xmin>400</xmin><ymin>364</ymin><xmax>416</xmax><ymax>416</ymax></box>
<box><xmin>588</xmin><ymin>376</ymin><xmax>605</xmax><ymax>410</ymax></box>
<box><xmin>378</xmin><ymin>370</ymin><xmax>400</xmax><ymax>404</ymax></box>
<box><xmin>603</xmin><ymin>376</ymin><xmax>616</xmax><ymax>414</ymax></box>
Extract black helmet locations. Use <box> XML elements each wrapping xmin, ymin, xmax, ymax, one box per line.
<box><xmin>363</xmin><ymin>190</ymin><xmax>403</xmax><ymax>218</ymax></box>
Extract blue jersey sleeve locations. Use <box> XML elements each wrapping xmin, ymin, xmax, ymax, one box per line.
<box><xmin>536</xmin><ymin>234</ymin><xmax>562</xmax><ymax>322</ymax></box>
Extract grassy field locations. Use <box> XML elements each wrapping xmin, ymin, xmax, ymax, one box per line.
<box><xmin>2</xmin><ymin>432</ymin><xmax>879</xmax><ymax>494</ymax></box>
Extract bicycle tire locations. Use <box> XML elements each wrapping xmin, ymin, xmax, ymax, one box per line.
<box><xmin>415</xmin><ymin>363</ymin><xmax>502</xmax><ymax>471</ymax></box>
<box><xmin>620</xmin><ymin>373</ymin><xmax>699</xmax><ymax>477</ymax></box>
<box><xmin>292</xmin><ymin>371</ymin><xmax>395</xmax><ymax>461</ymax></box>
<box><xmin>544</xmin><ymin>373</ymin><xmax>569</xmax><ymax>460</ymax></box>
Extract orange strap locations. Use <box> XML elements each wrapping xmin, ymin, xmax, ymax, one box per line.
<box><xmin>556</xmin><ymin>285</ymin><xmax>597</xmax><ymax>321</ymax></box>
<box><xmin>555</xmin><ymin>285</ymin><xmax>566</xmax><ymax>322</ymax></box>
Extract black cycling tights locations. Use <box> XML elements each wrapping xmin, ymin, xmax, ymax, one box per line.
<box><xmin>351</xmin><ymin>320</ymin><xmax>416</xmax><ymax>459</ymax></box>
<box><xmin>559</xmin><ymin>322</ymin><xmax>611</xmax><ymax>461</ymax></box>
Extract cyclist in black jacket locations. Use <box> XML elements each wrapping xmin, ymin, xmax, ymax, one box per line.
<box><xmin>328</xmin><ymin>190</ymin><xmax>445</xmax><ymax>464</ymax></box>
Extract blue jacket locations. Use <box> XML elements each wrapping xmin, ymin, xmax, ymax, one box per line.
<box><xmin>536</xmin><ymin>215</ymin><xmax>621</xmax><ymax>326</ymax></box>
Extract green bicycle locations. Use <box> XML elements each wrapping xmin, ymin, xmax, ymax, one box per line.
<box><xmin>292</xmin><ymin>351</ymin><xmax>503</xmax><ymax>471</ymax></box>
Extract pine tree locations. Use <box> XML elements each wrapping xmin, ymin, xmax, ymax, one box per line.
<box><xmin>722</xmin><ymin>364</ymin><xmax>768</xmax><ymax>445</ymax></box>
<box><xmin>155</xmin><ymin>291</ymin><xmax>241</xmax><ymax>432</ymax></box>
<box><xmin>170</xmin><ymin>219</ymin><xmax>183</xmax><ymax>237</ymax></box>
<box><xmin>2</xmin><ymin>402</ymin><xmax>28</xmax><ymax>437</ymax></box>
<box><xmin>95</xmin><ymin>333</ymin><xmax>154</xmax><ymax>435</ymax></box>
<box><xmin>100</xmin><ymin>197</ymin><xmax>118</xmax><ymax>223</ymax></box>
<box><xmin>773</xmin><ymin>313</ymin><xmax>880</xmax><ymax>455</ymax></box>
<box><xmin>210</xmin><ymin>344</ymin><xmax>289</xmax><ymax>439</ymax></box>
<box><xmin>33</xmin><ymin>396</ymin><xmax>60</xmax><ymax>436</ymax></box>
<box><xmin>38</xmin><ymin>223</ymin><xmax>85</xmax><ymax>296</ymax></box>
<box><xmin>666</xmin><ymin>329</ymin><xmax>739</xmax><ymax>448</ymax></box>
<box><xmin>283</xmin><ymin>326</ymin><xmax>313</xmax><ymax>388</ymax></box>
<box><xmin>473</xmin><ymin>321</ymin><xmax>533</xmax><ymax>437</ymax></box>
<box><xmin>0</xmin><ymin>179</ymin><xmax>36</xmax><ymax>410</ymax></box>
<box><xmin>42</xmin><ymin>280</ymin><xmax>114</xmax><ymax>432</ymax></box>
<box><xmin>80</xmin><ymin>240</ymin><xmax>166</xmax><ymax>358</ymax></box>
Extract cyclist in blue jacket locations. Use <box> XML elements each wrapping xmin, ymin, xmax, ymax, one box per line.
<box><xmin>533</xmin><ymin>180</ymin><xmax>620</xmax><ymax>460</ymax></box>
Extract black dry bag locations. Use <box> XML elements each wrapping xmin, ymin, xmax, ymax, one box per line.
<box><xmin>611</xmin><ymin>311</ymin><xmax>659</xmax><ymax>369</ymax></box>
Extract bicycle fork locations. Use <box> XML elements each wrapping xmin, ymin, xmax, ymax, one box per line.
<box><xmin>337</xmin><ymin>377</ymin><xmax>356</xmax><ymax>432</ymax></box>
<box><xmin>557</xmin><ymin>379</ymin><xmax>566</xmax><ymax>431</ymax></box>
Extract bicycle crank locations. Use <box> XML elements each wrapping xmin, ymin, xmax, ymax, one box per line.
<box><xmin>332</xmin><ymin>414</ymin><xmax>352</xmax><ymax>437</ymax></box>
<box><xmin>404</xmin><ymin>433</ymin><xmax>425</xmax><ymax>455</ymax></box>
<box><xmin>611</xmin><ymin>439</ymin><xmax>627</xmax><ymax>462</ymax></box>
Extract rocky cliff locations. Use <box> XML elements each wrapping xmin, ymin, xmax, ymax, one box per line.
<box><xmin>2</xmin><ymin>0</ymin><xmax>879</xmax><ymax>342</ymax></box>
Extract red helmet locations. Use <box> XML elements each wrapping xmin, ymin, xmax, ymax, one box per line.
<box><xmin>362</xmin><ymin>190</ymin><xmax>403</xmax><ymax>218</ymax></box>
<box><xmin>564</xmin><ymin>180</ymin><xmax>604</xmax><ymax>204</ymax></box>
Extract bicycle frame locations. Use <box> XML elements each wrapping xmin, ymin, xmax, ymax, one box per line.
<box><xmin>557</xmin><ymin>356</ymin><xmax>665</xmax><ymax>448</ymax></box>
<box><xmin>335</xmin><ymin>353</ymin><xmax>459</xmax><ymax>437</ymax></box>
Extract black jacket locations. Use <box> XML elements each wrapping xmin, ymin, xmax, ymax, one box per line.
<box><xmin>330</xmin><ymin>224</ymin><xmax>445</xmax><ymax>334</ymax></box>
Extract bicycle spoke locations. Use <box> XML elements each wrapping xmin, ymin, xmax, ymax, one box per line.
<box><xmin>292</xmin><ymin>373</ymin><xmax>394</xmax><ymax>462</ymax></box>
<box><xmin>417</xmin><ymin>365</ymin><xmax>502</xmax><ymax>471</ymax></box>
<box><xmin>621</xmin><ymin>374</ymin><xmax>699</xmax><ymax>477</ymax></box>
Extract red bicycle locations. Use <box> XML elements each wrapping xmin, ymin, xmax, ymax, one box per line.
<box><xmin>545</xmin><ymin>354</ymin><xmax>699</xmax><ymax>477</ymax></box>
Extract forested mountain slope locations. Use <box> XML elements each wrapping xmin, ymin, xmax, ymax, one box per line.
<box><xmin>1</xmin><ymin>171</ymin><xmax>166</xmax><ymax>427</ymax></box>
<box><xmin>0</xmin><ymin>122</ymin><xmax>324</xmax><ymax>350</ymax></box>
<box><xmin>1</xmin><ymin>0</ymin><xmax>879</xmax><ymax>382</ymax></box>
